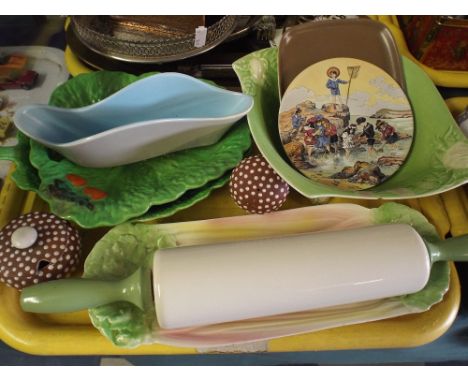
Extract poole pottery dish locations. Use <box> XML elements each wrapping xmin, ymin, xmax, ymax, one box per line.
<box><xmin>14</xmin><ymin>72</ymin><xmax>253</xmax><ymax>168</ymax></box>
<box><xmin>34</xmin><ymin>203</ymin><xmax>449</xmax><ymax>348</ymax></box>
<box><xmin>278</xmin><ymin>19</ymin><xmax>406</xmax><ymax>96</ymax></box>
<box><xmin>279</xmin><ymin>57</ymin><xmax>414</xmax><ymax>190</ymax></box>
<box><xmin>0</xmin><ymin>71</ymin><xmax>251</xmax><ymax>227</ymax></box>
<box><xmin>233</xmin><ymin>48</ymin><xmax>468</xmax><ymax>200</ymax></box>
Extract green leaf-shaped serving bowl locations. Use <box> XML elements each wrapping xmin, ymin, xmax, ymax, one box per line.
<box><xmin>233</xmin><ymin>48</ymin><xmax>468</xmax><ymax>199</ymax></box>
<box><xmin>0</xmin><ymin>72</ymin><xmax>251</xmax><ymax>228</ymax></box>
<box><xmin>83</xmin><ymin>202</ymin><xmax>449</xmax><ymax>349</ymax></box>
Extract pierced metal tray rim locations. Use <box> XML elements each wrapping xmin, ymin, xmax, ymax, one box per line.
<box><xmin>70</xmin><ymin>16</ymin><xmax>238</xmax><ymax>64</ymax></box>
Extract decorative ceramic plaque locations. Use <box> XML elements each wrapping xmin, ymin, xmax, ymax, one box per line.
<box><xmin>279</xmin><ymin>57</ymin><xmax>414</xmax><ymax>190</ymax></box>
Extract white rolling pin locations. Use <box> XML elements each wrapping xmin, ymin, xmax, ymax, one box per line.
<box><xmin>20</xmin><ymin>224</ymin><xmax>468</xmax><ymax>329</ymax></box>
<box><xmin>152</xmin><ymin>224</ymin><xmax>431</xmax><ymax>328</ymax></box>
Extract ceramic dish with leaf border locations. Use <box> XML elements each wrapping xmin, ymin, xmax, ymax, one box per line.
<box><xmin>0</xmin><ymin>133</ymin><xmax>233</xmax><ymax>225</ymax></box>
<box><xmin>233</xmin><ymin>48</ymin><xmax>468</xmax><ymax>200</ymax></box>
<box><xmin>0</xmin><ymin>71</ymin><xmax>251</xmax><ymax>228</ymax></box>
<box><xmin>83</xmin><ymin>202</ymin><xmax>449</xmax><ymax>349</ymax></box>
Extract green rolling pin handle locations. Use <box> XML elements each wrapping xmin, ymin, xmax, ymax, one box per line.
<box><xmin>20</xmin><ymin>267</ymin><xmax>153</xmax><ymax>314</ymax></box>
<box><xmin>427</xmin><ymin>234</ymin><xmax>468</xmax><ymax>264</ymax></box>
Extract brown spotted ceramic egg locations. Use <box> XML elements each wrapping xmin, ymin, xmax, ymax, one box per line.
<box><xmin>229</xmin><ymin>155</ymin><xmax>289</xmax><ymax>214</ymax></box>
<box><xmin>0</xmin><ymin>212</ymin><xmax>81</xmax><ymax>290</ymax></box>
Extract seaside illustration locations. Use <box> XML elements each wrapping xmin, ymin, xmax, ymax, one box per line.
<box><xmin>279</xmin><ymin>57</ymin><xmax>414</xmax><ymax>190</ymax></box>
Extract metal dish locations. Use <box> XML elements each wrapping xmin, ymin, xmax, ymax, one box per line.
<box><xmin>225</xmin><ymin>16</ymin><xmax>262</xmax><ymax>41</ymax></box>
<box><xmin>70</xmin><ymin>16</ymin><xmax>237</xmax><ymax>64</ymax></box>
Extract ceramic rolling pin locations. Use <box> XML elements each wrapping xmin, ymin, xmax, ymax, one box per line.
<box><xmin>20</xmin><ymin>224</ymin><xmax>468</xmax><ymax>329</ymax></box>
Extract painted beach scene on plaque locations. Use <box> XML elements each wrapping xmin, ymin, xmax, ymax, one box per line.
<box><xmin>279</xmin><ymin>57</ymin><xmax>414</xmax><ymax>191</ymax></box>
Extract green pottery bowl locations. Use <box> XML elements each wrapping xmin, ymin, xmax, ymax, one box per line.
<box><xmin>233</xmin><ymin>48</ymin><xmax>468</xmax><ymax>199</ymax></box>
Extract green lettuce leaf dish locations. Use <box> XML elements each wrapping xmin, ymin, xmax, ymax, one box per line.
<box><xmin>1</xmin><ymin>131</ymin><xmax>232</xmax><ymax>224</ymax></box>
<box><xmin>0</xmin><ymin>72</ymin><xmax>250</xmax><ymax>227</ymax></box>
<box><xmin>233</xmin><ymin>48</ymin><xmax>468</xmax><ymax>199</ymax></box>
<box><xmin>372</xmin><ymin>203</ymin><xmax>449</xmax><ymax>310</ymax></box>
<box><xmin>0</xmin><ymin>132</ymin><xmax>41</xmax><ymax>191</ymax></box>
<box><xmin>83</xmin><ymin>223</ymin><xmax>164</xmax><ymax>348</ymax></box>
<box><xmin>133</xmin><ymin>172</ymin><xmax>230</xmax><ymax>223</ymax></box>
<box><xmin>84</xmin><ymin>202</ymin><xmax>449</xmax><ymax>348</ymax></box>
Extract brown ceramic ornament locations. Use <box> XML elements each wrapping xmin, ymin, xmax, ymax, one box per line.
<box><xmin>229</xmin><ymin>155</ymin><xmax>289</xmax><ymax>214</ymax></box>
<box><xmin>0</xmin><ymin>212</ymin><xmax>81</xmax><ymax>290</ymax></box>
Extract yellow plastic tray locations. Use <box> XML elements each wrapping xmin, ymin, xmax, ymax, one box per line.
<box><xmin>0</xmin><ymin>110</ymin><xmax>466</xmax><ymax>355</ymax></box>
<box><xmin>0</xmin><ymin>174</ymin><xmax>464</xmax><ymax>355</ymax></box>
<box><xmin>64</xmin><ymin>45</ymin><xmax>93</xmax><ymax>77</ymax></box>
<box><xmin>371</xmin><ymin>16</ymin><xmax>468</xmax><ymax>88</ymax></box>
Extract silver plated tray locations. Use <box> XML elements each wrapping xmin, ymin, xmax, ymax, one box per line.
<box><xmin>71</xmin><ymin>16</ymin><xmax>238</xmax><ymax>64</ymax></box>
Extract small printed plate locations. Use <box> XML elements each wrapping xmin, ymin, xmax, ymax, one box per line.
<box><xmin>279</xmin><ymin>57</ymin><xmax>414</xmax><ymax>191</ymax></box>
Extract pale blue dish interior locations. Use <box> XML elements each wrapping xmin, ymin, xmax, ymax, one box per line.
<box><xmin>14</xmin><ymin>73</ymin><xmax>253</xmax><ymax>145</ymax></box>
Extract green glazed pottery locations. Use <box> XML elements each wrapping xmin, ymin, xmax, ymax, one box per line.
<box><xmin>19</xmin><ymin>202</ymin><xmax>449</xmax><ymax>348</ymax></box>
<box><xmin>132</xmin><ymin>172</ymin><xmax>230</xmax><ymax>223</ymax></box>
<box><xmin>0</xmin><ymin>72</ymin><xmax>251</xmax><ymax>228</ymax></box>
<box><xmin>0</xmin><ymin>132</ymin><xmax>231</xmax><ymax>225</ymax></box>
<box><xmin>233</xmin><ymin>48</ymin><xmax>468</xmax><ymax>199</ymax></box>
